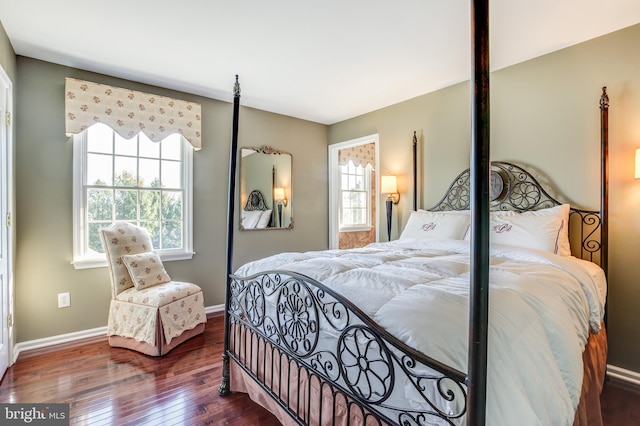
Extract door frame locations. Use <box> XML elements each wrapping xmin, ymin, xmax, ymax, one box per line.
<box><xmin>0</xmin><ymin>64</ymin><xmax>13</xmax><ymax>371</ymax></box>
<box><xmin>328</xmin><ymin>134</ymin><xmax>379</xmax><ymax>249</ymax></box>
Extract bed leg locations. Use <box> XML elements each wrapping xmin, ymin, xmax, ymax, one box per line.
<box><xmin>219</xmin><ymin>353</ymin><xmax>231</xmax><ymax>396</ymax></box>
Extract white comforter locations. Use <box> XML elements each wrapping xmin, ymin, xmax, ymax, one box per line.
<box><xmin>234</xmin><ymin>238</ymin><xmax>606</xmax><ymax>426</ymax></box>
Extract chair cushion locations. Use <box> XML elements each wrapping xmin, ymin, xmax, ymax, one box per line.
<box><xmin>122</xmin><ymin>251</ymin><xmax>171</xmax><ymax>290</ymax></box>
<box><xmin>115</xmin><ymin>281</ymin><xmax>202</xmax><ymax>308</ymax></box>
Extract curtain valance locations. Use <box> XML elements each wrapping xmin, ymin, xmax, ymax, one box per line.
<box><xmin>65</xmin><ymin>78</ymin><xmax>202</xmax><ymax>150</ymax></box>
<box><xmin>338</xmin><ymin>143</ymin><xmax>375</xmax><ymax>168</ymax></box>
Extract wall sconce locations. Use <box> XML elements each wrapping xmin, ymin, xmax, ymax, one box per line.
<box><xmin>381</xmin><ymin>175</ymin><xmax>400</xmax><ymax>241</ymax></box>
<box><xmin>635</xmin><ymin>149</ymin><xmax>640</xmax><ymax>179</ymax></box>
<box><xmin>274</xmin><ymin>187</ymin><xmax>288</xmax><ymax>226</ymax></box>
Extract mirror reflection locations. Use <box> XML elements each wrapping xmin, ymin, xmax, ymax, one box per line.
<box><xmin>240</xmin><ymin>146</ymin><xmax>293</xmax><ymax>230</ymax></box>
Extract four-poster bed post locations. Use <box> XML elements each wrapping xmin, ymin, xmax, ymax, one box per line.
<box><xmin>219</xmin><ymin>75</ymin><xmax>241</xmax><ymax>396</ymax></box>
<box><xmin>600</xmin><ymin>87</ymin><xmax>609</xmax><ymax>280</ymax></box>
<box><xmin>412</xmin><ymin>131</ymin><xmax>418</xmax><ymax>212</ymax></box>
<box><xmin>467</xmin><ymin>0</ymin><xmax>490</xmax><ymax>423</ymax></box>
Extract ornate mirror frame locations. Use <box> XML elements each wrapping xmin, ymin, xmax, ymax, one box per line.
<box><xmin>239</xmin><ymin>145</ymin><xmax>293</xmax><ymax>231</ymax></box>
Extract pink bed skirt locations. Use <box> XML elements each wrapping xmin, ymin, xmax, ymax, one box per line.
<box><xmin>228</xmin><ymin>322</ymin><xmax>608</xmax><ymax>426</ymax></box>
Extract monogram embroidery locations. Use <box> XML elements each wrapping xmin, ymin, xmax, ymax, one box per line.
<box><xmin>493</xmin><ymin>224</ymin><xmax>512</xmax><ymax>233</ymax></box>
<box><xmin>421</xmin><ymin>223</ymin><xmax>437</xmax><ymax>232</ymax></box>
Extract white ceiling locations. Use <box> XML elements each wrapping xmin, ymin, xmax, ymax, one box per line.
<box><xmin>1</xmin><ymin>0</ymin><xmax>640</xmax><ymax>124</ymax></box>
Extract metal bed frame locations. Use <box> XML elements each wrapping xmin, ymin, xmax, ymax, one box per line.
<box><xmin>218</xmin><ymin>2</ymin><xmax>610</xmax><ymax>423</ymax></box>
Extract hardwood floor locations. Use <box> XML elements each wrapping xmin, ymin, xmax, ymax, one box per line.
<box><xmin>0</xmin><ymin>313</ymin><xmax>280</xmax><ymax>426</ymax></box>
<box><xmin>601</xmin><ymin>376</ymin><xmax>640</xmax><ymax>425</ymax></box>
<box><xmin>1</xmin><ymin>313</ymin><xmax>638</xmax><ymax>425</ymax></box>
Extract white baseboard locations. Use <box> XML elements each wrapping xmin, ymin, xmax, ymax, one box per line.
<box><xmin>12</xmin><ymin>326</ymin><xmax>107</xmax><ymax>364</ymax></box>
<box><xmin>205</xmin><ymin>304</ymin><xmax>225</xmax><ymax>315</ymax></box>
<box><xmin>11</xmin><ymin>303</ymin><xmax>225</xmax><ymax>364</ymax></box>
<box><xmin>607</xmin><ymin>364</ymin><xmax>640</xmax><ymax>386</ymax></box>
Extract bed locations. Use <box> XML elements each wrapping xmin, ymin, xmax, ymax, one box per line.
<box><xmin>221</xmin><ymin>158</ymin><xmax>608</xmax><ymax>425</ymax></box>
<box><xmin>218</xmin><ymin>5</ymin><xmax>610</xmax><ymax>423</ymax></box>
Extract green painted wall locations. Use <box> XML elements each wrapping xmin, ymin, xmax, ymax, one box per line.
<box><xmin>15</xmin><ymin>57</ymin><xmax>328</xmax><ymax>342</ymax></box>
<box><xmin>10</xmin><ymin>19</ymin><xmax>640</xmax><ymax>377</ymax></box>
<box><xmin>0</xmin><ymin>21</ymin><xmax>16</xmax><ymax>82</ymax></box>
<box><xmin>329</xmin><ymin>23</ymin><xmax>640</xmax><ymax>373</ymax></box>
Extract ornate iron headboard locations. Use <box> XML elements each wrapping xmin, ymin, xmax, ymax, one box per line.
<box><xmin>244</xmin><ymin>189</ymin><xmax>269</xmax><ymax>211</ymax></box>
<box><xmin>428</xmin><ymin>161</ymin><xmax>603</xmax><ymax>266</ymax></box>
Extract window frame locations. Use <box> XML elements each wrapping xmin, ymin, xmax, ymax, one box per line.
<box><xmin>71</xmin><ymin>126</ymin><xmax>194</xmax><ymax>270</ymax></box>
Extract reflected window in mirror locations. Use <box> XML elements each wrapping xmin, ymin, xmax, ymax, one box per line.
<box><xmin>239</xmin><ymin>146</ymin><xmax>293</xmax><ymax>230</ymax></box>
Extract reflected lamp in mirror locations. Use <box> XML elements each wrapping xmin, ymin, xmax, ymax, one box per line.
<box><xmin>381</xmin><ymin>175</ymin><xmax>400</xmax><ymax>241</ymax></box>
<box><xmin>274</xmin><ymin>187</ymin><xmax>287</xmax><ymax>227</ymax></box>
<box><xmin>635</xmin><ymin>148</ymin><xmax>640</xmax><ymax>179</ymax></box>
<box><xmin>274</xmin><ymin>187</ymin><xmax>288</xmax><ymax>206</ymax></box>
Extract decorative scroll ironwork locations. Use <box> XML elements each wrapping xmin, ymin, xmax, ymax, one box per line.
<box><xmin>228</xmin><ymin>270</ymin><xmax>468</xmax><ymax>425</ymax></box>
<box><xmin>244</xmin><ymin>189</ymin><xmax>269</xmax><ymax>212</ymax></box>
<box><xmin>428</xmin><ymin>161</ymin><xmax>603</xmax><ymax>267</ymax></box>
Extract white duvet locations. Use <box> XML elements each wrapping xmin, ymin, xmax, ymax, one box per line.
<box><xmin>234</xmin><ymin>238</ymin><xmax>606</xmax><ymax>426</ymax></box>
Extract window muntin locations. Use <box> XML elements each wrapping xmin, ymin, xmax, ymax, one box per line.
<box><xmin>73</xmin><ymin>123</ymin><xmax>193</xmax><ymax>269</ymax></box>
<box><xmin>339</xmin><ymin>161</ymin><xmax>372</xmax><ymax>230</ymax></box>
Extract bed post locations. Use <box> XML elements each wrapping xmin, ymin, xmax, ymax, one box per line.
<box><xmin>413</xmin><ymin>130</ymin><xmax>418</xmax><ymax>211</ymax></box>
<box><xmin>600</xmin><ymin>86</ymin><xmax>609</xmax><ymax>279</ymax></box>
<box><xmin>467</xmin><ymin>0</ymin><xmax>490</xmax><ymax>424</ymax></box>
<box><xmin>600</xmin><ymin>87</ymin><xmax>609</xmax><ymax>327</ymax></box>
<box><xmin>219</xmin><ymin>75</ymin><xmax>241</xmax><ymax>396</ymax></box>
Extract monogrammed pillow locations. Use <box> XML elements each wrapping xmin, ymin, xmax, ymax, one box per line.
<box><xmin>121</xmin><ymin>251</ymin><xmax>171</xmax><ymax>290</ymax></box>
<box><xmin>400</xmin><ymin>211</ymin><xmax>471</xmax><ymax>240</ymax></box>
<box><xmin>487</xmin><ymin>214</ymin><xmax>565</xmax><ymax>254</ymax></box>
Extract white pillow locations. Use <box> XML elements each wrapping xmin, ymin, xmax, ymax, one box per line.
<box><xmin>241</xmin><ymin>210</ymin><xmax>262</xmax><ymax>229</ymax></box>
<box><xmin>400</xmin><ymin>210</ymin><xmax>471</xmax><ymax>240</ymax></box>
<box><xmin>121</xmin><ymin>251</ymin><xmax>171</xmax><ymax>290</ymax></box>
<box><xmin>491</xmin><ymin>204</ymin><xmax>570</xmax><ymax>256</ymax></box>
<box><xmin>256</xmin><ymin>210</ymin><xmax>272</xmax><ymax>228</ymax></box>
<box><xmin>485</xmin><ymin>214</ymin><xmax>565</xmax><ymax>254</ymax></box>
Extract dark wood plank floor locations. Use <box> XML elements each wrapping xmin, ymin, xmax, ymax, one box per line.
<box><xmin>0</xmin><ymin>313</ymin><xmax>280</xmax><ymax>425</ymax></box>
<box><xmin>0</xmin><ymin>313</ymin><xmax>638</xmax><ymax>425</ymax></box>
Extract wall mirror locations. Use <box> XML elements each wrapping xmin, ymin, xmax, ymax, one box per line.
<box><xmin>239</xmin><ymin>146</ymin><xmax>293</xmax><ymax>230</ymax></box>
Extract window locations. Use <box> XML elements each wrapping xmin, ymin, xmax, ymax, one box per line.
<box><xmin>72</xmin><ymin>123</ymin><xmax>193</xmax><ymax>269</ymax></box>
<box><xmin>339</xmin><ymin>161</ymin><xmax>372</xmax><ymax>231</ymax></box>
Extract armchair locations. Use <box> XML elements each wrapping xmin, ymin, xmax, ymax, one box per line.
<box><xmin>100</xmin><ymin>222</ymin><xmax>206</xmax><ymax>356</ymax></box>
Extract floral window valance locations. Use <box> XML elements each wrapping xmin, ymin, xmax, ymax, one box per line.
<box><xmin>338</xmin><ymin>143</ymin><xmax>375</xmax><ymax>168</ymax></box>
<box><xmin>65</xmin><ymin>78</ymin><xmax>202</xmax><ymax>150</ymax></box>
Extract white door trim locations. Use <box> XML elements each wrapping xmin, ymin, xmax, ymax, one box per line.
<box><xmin>0</xmin><ymin>64</ymin><xmax>13</xmax><ymax>372</ymax></box>
<box><xmin>328</xmin><ymin>134</ymin><xmax>379</xmax><ymax>249</ymax></box>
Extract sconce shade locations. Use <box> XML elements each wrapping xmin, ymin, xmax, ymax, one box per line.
<box><xmin>274</xmin><ymin>187</ymin><xmax>285</xmax><ymax>201</ymax></box>
<box><xmin>636</xmin><ymin>149</ymin><xmax>640</xmax><ymax>179</ymax></box>
<box><xmin>381</xmin><ymin>175</ymin><xmax>398</xmax><ymax>194</ymax></box>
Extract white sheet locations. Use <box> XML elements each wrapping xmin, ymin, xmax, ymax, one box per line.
<box><xmin>234</xmin><ymin>238</ymin><xmax>606</xmax><ymax>426</ymax></box>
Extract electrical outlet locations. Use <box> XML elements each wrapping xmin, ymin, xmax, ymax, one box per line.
<box><xmin>58</xmin><ymin>292</ymin><xmax>70</xmax><ymax>308</ymax></box>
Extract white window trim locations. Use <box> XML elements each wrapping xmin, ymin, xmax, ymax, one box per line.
<box><xmin>338</xmin><ymin>163</ymin><xmax>373</xmax><ymax>232</ymax></box>
<box><xmin>328</xmin><ymin>134</ymin><xmax>379</xmax><ymax>249</ymax></box>
<box><xmin>71</xmin><ymin>131</ymin><xmax>194</xmax><ymax>270</ymax></box>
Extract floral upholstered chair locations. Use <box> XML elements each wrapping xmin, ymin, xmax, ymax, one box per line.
<box><xmin>100</xmin><ymin>222</ymin><xmax>206</xmax><ymax>356</ymax></box>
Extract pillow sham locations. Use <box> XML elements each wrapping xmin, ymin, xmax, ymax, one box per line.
<box><xmin>491</xmin><ymin>204</ymin><xmax>570</xmax><ymax>256</ymax></box>
<box><xmin>121</xmin><ymin>251</ymin><xmax>171</xmax><ymax>290</ymax></box>
<box><xmin>256</xmin><ymin>209</ymin><xmax>272</xmax><ymax>228</ymax></box>
<box><xmin>241</xmin><ymin>210</ymin><xmax>263</xmax><ymax>229</ymax></box>
<box><xmin>400</xmin><ymin>210</ymin><xmax>470</xmax><ymax>241</ymax></box>
<box><xmin>484</xmin><ymin>214</ymin><xmax>565</xmax><ymax>254</ymax></box>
